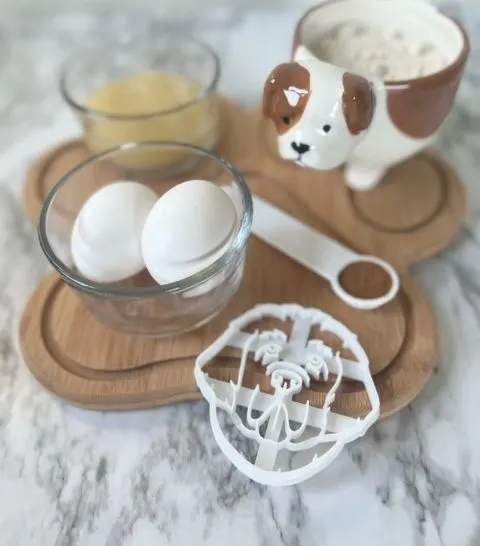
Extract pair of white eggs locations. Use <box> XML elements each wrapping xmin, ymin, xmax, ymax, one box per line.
<box><xmin>70</xmin><ymin>179</ymin><xmax>237</xmax><ymax>289</ymax></box>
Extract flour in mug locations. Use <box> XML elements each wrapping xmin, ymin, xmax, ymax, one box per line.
<box><xmin>309</xmin><ymin>22</ymin><xmax>447</xmax><ymax>80</ymax></box>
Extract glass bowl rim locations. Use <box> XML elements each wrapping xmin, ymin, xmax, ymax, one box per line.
<box><xmin>38</xmin><ymin>140</ymin><xmax>253</xmax><ymax>299</ymax></box>
<box><xmin>59</xmin><ymin>35</ymin><xmax>221</xmax><ymax>121</ymax></box>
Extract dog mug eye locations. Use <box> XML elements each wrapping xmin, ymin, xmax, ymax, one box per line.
<box><xmin>282</xmin><ymin>116</ymin><xmax>291</xmax><ymax>125</ymax></box>
<box><xmin>323</xmin><ymin>124</ymin><xmax>331</xmax><ymax>133</ymax></box>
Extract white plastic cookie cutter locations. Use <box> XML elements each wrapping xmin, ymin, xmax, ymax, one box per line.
<box><xmin>194</xmin><ymin>303</ymin><xmax>380</xmax><ymax>487</ymax></box>
<box><xmin>250</xmin><ymin>194</ymin><xmax>400</xmax><ymax>310</ymax></box>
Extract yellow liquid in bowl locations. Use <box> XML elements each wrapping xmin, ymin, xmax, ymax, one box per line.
<box><xmin>84</xmin><ymin>71</ymin><xmax>219</xmax><ymax>170</ymax></box>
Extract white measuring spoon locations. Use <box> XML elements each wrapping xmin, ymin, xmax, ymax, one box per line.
<box><xmin>247</xmin><ymin>193</ymin><xmax>400</xmax><ymax>310</ymax></box>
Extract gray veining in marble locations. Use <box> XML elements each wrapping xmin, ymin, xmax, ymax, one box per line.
<box><xmin>1</xmin><ymin>2</ymin><xmax>480</xmax><ymax>545</ymax></box>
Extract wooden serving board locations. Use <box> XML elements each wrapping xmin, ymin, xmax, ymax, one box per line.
<box><xmin>23</xmin><ymin>100</ymin><xmax>465</xmax><ymax>267</ymax></box>
<box><xmin>19</xmin><ymin>97</ymin><xmax>463</xmax><ymax>416</ymax></box>
<box><xmin>20</xmin><ymin>265</ymin><xmax>434</xmax><ymax>419</ymax></box>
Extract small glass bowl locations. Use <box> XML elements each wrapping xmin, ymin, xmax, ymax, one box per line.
<box><xmin>60</xmin><ymin>36</ymin><xmax>221</xmax><ymax>173</ymax></box>
<box><xmin>38</xmin><ymin>141</ymin><xmax>253</xmax><ymax>337</ymax></box>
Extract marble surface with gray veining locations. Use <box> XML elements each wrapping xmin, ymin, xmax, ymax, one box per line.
<box><xmin>1</xmin><ymin>3</ymin><xmax>480</xmax><ymax>545</ymax></box>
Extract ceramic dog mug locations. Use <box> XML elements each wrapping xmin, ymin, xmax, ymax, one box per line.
<box><xmin>263</xmin><ymin>0</ymin><xmax>469</xmax><ymax>191</ymax></box>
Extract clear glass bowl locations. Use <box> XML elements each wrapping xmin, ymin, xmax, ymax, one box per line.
<box><xmin>60</xmin><ymin>36</ymin><xmax>221</xmax><ymax>169</ymax></box>
<box><xmin>38</xmin><ymin>142</ymin><xmax>253</xmax><ymax>337</ymax></box>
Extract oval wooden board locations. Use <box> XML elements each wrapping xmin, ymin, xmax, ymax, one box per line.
<box><xmin>22</xmin><ymin>99</ymin><xmax>465</xmax><ymax>269</ymax></box>
<box><xmin>254</xmin><ymin>120</ymin><xmax>466</xmax><ymax>268</ymax></box>
<box><xmin>19</xmin><ymin>95</ymin><xmax>449</xmax><ymax>417</ymax></box>
<box><xmin>19</xmin><ymin>269</ymin><xmax>436</xmax><ymax>419</ymax></box>
<box><xmin>33</xmin><ymin>226</ymin><xmax>407</xmax><ymax>373</ymax></box>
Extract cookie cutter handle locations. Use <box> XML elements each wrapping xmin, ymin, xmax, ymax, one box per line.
<box><xmin>250</xmin><ymin>194</ymin><xmax>400</xmax><ymax>310</ymax></box>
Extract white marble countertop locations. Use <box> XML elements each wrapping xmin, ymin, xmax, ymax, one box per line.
<box><xmin>1</xmin><ymin>3</ymin><xmax>480</xmax><ymax>545</ymax></box>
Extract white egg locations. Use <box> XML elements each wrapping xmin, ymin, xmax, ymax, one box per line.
<box><xmin>142</xmin><ymin>179</ymin><xmax>237</xmax><ymax>290</ymax></box>
<box><xmin>146</xmin><ymin>229</ymin><xmax>236</xmax><ymax>287</ymax></box>
<box><xmin>71</xmin><ymin>181</ymin><xmax>158</xmax><ymax>283</ymax></box>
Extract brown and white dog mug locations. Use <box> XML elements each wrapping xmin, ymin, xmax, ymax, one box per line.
<box><xmin>263</xmin><ymin>0</ymin><xmax>469</xmax><ymax>191</ymax></box>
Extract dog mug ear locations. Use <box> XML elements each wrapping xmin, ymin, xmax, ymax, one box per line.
<box><xmin>263</xmin><ymin>62</ymin><xmax>311</xmax><ymax>120</ymax></box>
<box><xmin>342</xmin><ymin>73</ymin><xmax>375</xmax><ymax>135</ymax></box>
<box><xmin>263</xmin><ymin>63</ymin><xmax>296</xmax><ymax>118</ymax></box>
<box><xmin>263</xmin><ymin>63</ymin><xmax>299</xmax><ymax>118</ymax></box>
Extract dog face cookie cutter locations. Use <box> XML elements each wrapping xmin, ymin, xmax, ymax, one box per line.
<box><xmin>194</xmin><ymin>303</ymin><xmax>380</xmax><ymax>486</ymax></box>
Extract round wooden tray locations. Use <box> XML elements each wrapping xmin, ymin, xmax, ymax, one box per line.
<box><xmin>19</xmin><ymin>96</ymin><xmax>465</xmax><ymax>417</ymax></box>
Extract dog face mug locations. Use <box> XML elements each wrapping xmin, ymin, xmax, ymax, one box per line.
<box><xmin>263</xmin><ymin>59</ymin><xmax>375</xmax><ymax>172</ymax></box>
<box><xmin>263</xmin><ymin>0</ymin><xmax>469</xmax><ymax>191</ymax></box>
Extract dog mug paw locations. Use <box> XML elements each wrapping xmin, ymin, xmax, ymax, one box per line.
<box><xmin>263</xmin><ymin>0</ymin><xmax>469</xmax><ymax>191</ymax></box>
<box><xmin>344</xmin><ymin>161</ymin><xmax>388</xmax><ymax>192</ymax></box>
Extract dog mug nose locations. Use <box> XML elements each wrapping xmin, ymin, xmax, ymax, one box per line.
<box><xmin>291</xmin><ymin>142</ymin><xmax>310</xmax><ymax>155</ymax></box>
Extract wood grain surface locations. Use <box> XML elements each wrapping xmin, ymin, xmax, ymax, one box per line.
<box><xmin>23</xmin><ymin>100</ymin><xmax>465</xmax><ymax>267</ymax></box>
<box><xmin>19</xmin><ymin>96</ymin><xmax>457</xmax><ymax>415</ymax></box>
<box><xmin>19</xmin><ymin>268</ymin><xmax>436</xmax><ymax>418</ymax></box>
